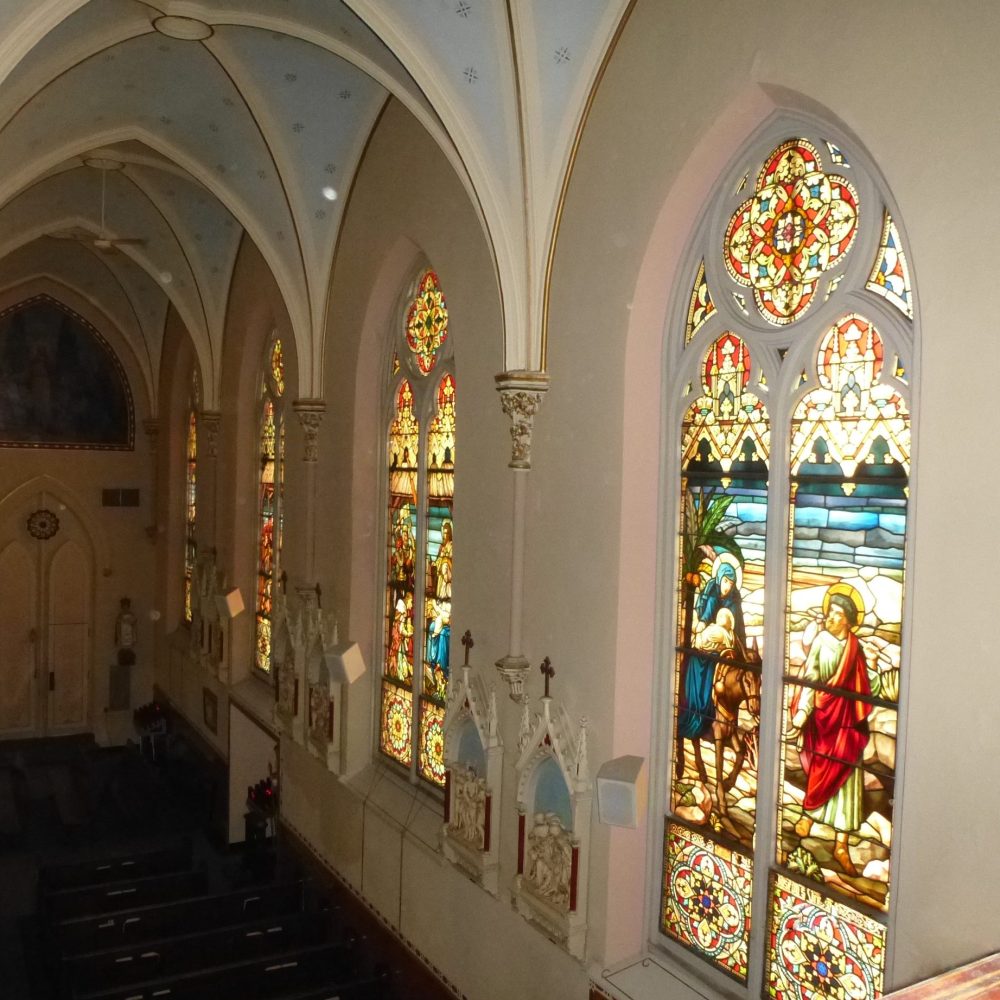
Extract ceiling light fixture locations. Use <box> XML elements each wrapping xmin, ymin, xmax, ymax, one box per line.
<box><xmin>322</xmin><ymin>187</ymin><xmax>338</xmax><ymax>201</ymax></box>
<box><xmin>152</xmin><ymin>16</ymin><xmax>214</xmax><ymax>41</ymax></box>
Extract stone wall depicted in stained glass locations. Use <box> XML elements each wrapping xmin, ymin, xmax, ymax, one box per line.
<box><xmin>779</xmin><ymin>315</ymin><xmax>906</xmax><ymax>920</ymax></box>
<box><xmin>671</xmin><ymin>335</ymin><xmax>769</xmax><ymax>855</ymax></box>
<box><xmin>767</xmin><ymin>872</ymin><xmax>885</xmax><ymax>1000</ymax></box>
<box><xmin>662</xmin><ymin>822</ymin><xmax>752</xmax><ymax>982</ymax></box>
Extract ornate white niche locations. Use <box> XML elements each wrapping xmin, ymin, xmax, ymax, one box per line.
<box><xmin>191</xmin><ymin>552</ymin><xmax>230</xmax><ymax>682</ymax></box>
<box><xmin>305</xmin><ymin>617</ymin><xmax>342</xmax><ymax>772</ymax></box>
<box><xmin>512</xmin><ymin>688</ymin><xmax>591</xmax><ymax>959</ymax></box>
<box><xmin>271</xmin><ymin>590</ymin><xmax>305</xmax><ymax>744</ymax></box>
<box><xmin>442</xmin><ymin>635</ymin><xmax>503</xmax><ymax>894</ymax></box>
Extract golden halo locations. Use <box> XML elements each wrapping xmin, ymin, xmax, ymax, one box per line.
<box><xmin>822</xmin><ymin>583</ymin><xmax>865</xmax><ymax>631</ymax></box>
<box><xmin>711</xmin><ymin>552</ymin><xmax>743</xmax><ymax>592</ymax></box>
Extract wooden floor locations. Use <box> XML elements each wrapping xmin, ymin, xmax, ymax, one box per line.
<box><xmin>0</xmin><ymin>734</ymin><xmax>455</xmax><ymax>1000</ymax></box>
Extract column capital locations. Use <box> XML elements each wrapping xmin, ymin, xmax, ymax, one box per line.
<box><xmin>293</xmin><ymin>398</ymin><xmax>326</xmax><ymax>463</ymax></box>
<box><xmin>199</xmin><ymin>409</ymin><xmax>222</xmax><ymax>458</ymax></box>
<box><xmin>495</xmin><ymin>371</ymin><xmax>550</xmax><ymax>470</ymax></box>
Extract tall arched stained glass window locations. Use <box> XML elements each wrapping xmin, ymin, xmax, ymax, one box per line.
<box><xmin>379</xmin><ymin>269</ymin><xmax>455</xmax><ymax>787</ymax></box>
<box><xmin>660</xmin><ymin>132</ymin><xmax>915</xmax><ymax>998</ymax></box>
<box><xmin>254</xmin><ymin>337</ymin><xmax>285</xmax><ymax>676</ymax></box>
<box><xmin>183</xmin><ymin>369</ymin><xmax>199</xmax><ymax>625</ymax></box>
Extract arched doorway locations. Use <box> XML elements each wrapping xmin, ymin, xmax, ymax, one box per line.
<box><xmin>0</xmin><ymin>489</ymin><xmax>93</xmax><ymax>738</ymax></box>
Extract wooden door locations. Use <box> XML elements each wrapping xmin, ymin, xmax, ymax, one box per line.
<box><xmin>0</xmin><ymin>492</ymin><xmax>93</xmax><ymax>739</ymax></box>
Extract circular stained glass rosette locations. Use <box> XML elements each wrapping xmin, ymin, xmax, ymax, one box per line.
<box><xmin>381</xmin><ymin>686</ymin><xmax>412</xmax><ymax>767</ymax></box>
<box><xmin>419</xmin><ymin>705</ymin><xmax>446</xmax><ymax>785</ymax></box>
<box><xmin>771</xmin><ymin>902</ymin><xmax>882</xmax><ymax>1000</ymax></box>
<box><xmin>405</xmin><ymin>271</ymin><xmax>449</xmax><ymax>375</ymax></box>
<box><xmin>666</xmin><ymin>845</ymin><xmax>749</xmax><ymax>977</ymax></box>
<box><xmin>724</xmin><ymin>140</ymin><xmax>859</xmax><ymax>327</ymax></box>
<box><xmin>27</xmin><ymin>508</ymin><xmax>59</xmax><ymax>540</ymax></box>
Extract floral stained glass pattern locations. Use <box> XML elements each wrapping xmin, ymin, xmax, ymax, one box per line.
<box><xmin>779</xmin><ymin>314</ymin><xmax>907</xmax><ymax>922</ymax></box>
<box><xmin>672</xmin><ymin>334</ymin><xmax>769</xmax><ymax>855</ymax></box>
<box><xmin>418</xmin><ymin>698</ymin><xmax>446</xmax><ymax>785</ymax></box>
<box><xmin>270</xmin><ymin>338</ymin><xmax>285</xmax><ymax>396</ymax></box>
<box><xmin>767</xmin><ymin>872</ymin><xmax>885</xmax><ymax>1000</ymax></box>
<box><xmin>183</xmin><ymin>409</ymin><xmax>197</xmax><ymax>624</ymax></box>
<box><xmin>380</xmin><ymin>682</ymin><xmax>412</xmax><ymax>768</ymax></box>
<box><xmin>866</xmin><ymin>212</ymin><xmax>913</xmax><ymax>319</ymax></box>
<box><xmin>685</xmin><ymin>259</ymin><xmax>716</xmax><ymax>343</ymax></box>
<box><xmin>662</xmin><ymin>822</ymin><xmax>752</xmax><ymax>982</ymax></box>
<box><xmin>725</xmin><ymin>139</ymin><xmax>859</xmax><ymax>326</ymax></box>
<box><xmin>405</xmin><ymin>270</ymin><xmax>449</xmax><ymax>375</ymax></box>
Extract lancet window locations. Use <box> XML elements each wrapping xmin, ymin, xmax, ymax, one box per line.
<box><xmin>254</xmin><ymin>337</ymin><xmax>285</xmax><ymax>676</ymax></box>
<box><xmin>379</xmin><ymin>268</ymin><xmax>455</xmax><ymax>788</ymax></box>
<box><xmin>183</xmin><ymin>370</ymin><xmax>199</xmax><ymax>625</ymax></box>
<box><xmin>661</xmin><ymin>132</ymin><xmax>914</xmax><ymax>999</ymax></box>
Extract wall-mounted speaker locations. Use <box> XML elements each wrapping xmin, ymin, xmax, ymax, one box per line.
<box><xmin>596</xmin><ymin>754</ymin><xmax>647</xmax><ymax>828</ymax></box>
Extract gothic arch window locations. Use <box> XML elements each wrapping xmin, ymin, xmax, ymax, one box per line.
<box><xmin>380</xmin><ymin>268</ymin><xmax>455</xmax><ymax>788</ymax></box>
<box><xmin>660</xmin><ymin>131</ymin><xmax>913</xmax><ymax>998</ymax></box>
<box><xmin>182</xmin><ymin>369</ymin><xmax>199</xmax><ymax>625</ymax></box>
<box><xmin>254</xmin><ymin>336</ymin><xmax>285</xmax><ymax>677</ymax></box>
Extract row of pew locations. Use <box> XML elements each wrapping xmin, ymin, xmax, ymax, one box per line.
<box><xmin>34</xmin><ymin>839</ymin><xmax>398</xmax><ymax>1000</ymax></box>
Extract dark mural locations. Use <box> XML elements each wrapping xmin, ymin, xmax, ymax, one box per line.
<box><xmin>0</xmin><ymin>297</ymin><xmax>133</xmax><ymax>449</ymax></box>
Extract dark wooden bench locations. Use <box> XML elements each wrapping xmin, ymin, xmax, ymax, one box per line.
<box><xmin>64</xmin><ymin>910</ymin><xmax>338</xmax><ymax>997</ymax></box>
<box><xmin>40</xmin><ymin>841</ymin><xmax>193</xmax><ymax>894</ymax></box>
<box><xmin>74</xmin><ymin>940</ymin><xmax>363</xmax><ymax>1000</ymax></box>
<box><xmin>45</xmin><ymin>870</ymin><xmax>208</xmax><ymax>921</ymax></box>
<box><xmin>53</xmin><ymin>881</ymin><xmax>307</xmax><ymax>956</ymax></box>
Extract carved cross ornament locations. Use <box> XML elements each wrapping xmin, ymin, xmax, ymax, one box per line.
<box><xmin>462</xmin><ymin>629</ymin><xmax>474</xmax><ymax>666</ymax></box>
<box><xmin>293</xmin><ymin>398</ymin><xmax>325</xmax><ymax>463</ymax></box>
<box><xmin>540</xmin><ymin>656</ymin><xmax>555</xmax><ymax>698</ymax></box>
<box><xmin>495</xmin><ymin>371</ymin><xmax>550</xmax><ymax>470</ymax></box>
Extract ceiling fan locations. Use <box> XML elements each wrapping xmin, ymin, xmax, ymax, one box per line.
<box><xmin>51</xmin><ymin>158</ymin><xmax>146</xmax><ymax>254</ymax></box>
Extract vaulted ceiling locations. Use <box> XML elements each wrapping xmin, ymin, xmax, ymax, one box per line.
<box><xmin>0</xmin><ymin>0</ymin><xmax>632</xmax><ymax>410</ymax></box>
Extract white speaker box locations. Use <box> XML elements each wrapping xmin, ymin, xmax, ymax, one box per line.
<box><xmin>216</xmin><ymin>588</ymin><xmax>245</xmax><ymax>620</ymax></box>
<box><xmin>323</xmin><ymin>641</ymin><xmax>367</xmax><ymax>685</ymax></box>
<box><xmin>596</xmin><ymin>754</ymin><xmax>646</xmax><ymax>828</ymax></box>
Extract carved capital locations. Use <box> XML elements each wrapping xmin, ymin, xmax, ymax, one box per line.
<box><xmin>293</xmin><ymin>398</ymin><xmax>325</xmax><ymax>463</ymax></box>
<box><xmin>496</xmin><ymin>653</ymin><xmax>531</xmax><ymax>704</ymax></box>
<box><xmin>495</xmin><ymin>372</ymin><xmax>550</xmax><ymax>470</ymax></box>
<box><xmin>200</xmin><ymin>410</ymin><xmax>222</xmax><ymax>459</ymax></box>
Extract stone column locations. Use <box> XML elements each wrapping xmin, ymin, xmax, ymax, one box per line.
<box><xmin>143</xmin><ymin>418</ymin><xmax>159</xmax><ymax>544</ymax></box>
<box><xmin>292</xmin><ymin>399</ymin><xmax>325</xmax><ymax>585</ymax></box>
<box><xmin>494</xmin><ymin>371</ymin><xmax>549</xmax><ymax>702</ymax></box>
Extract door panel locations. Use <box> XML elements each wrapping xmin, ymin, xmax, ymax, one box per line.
<box><xmin>48</xmin><ymin>540</ymin><xmax>90</xmax><ymax>732</ymax></box>
<box><xmin>0</xmin><ymin>541</ymin><xmax>38</xmax><ymax>736</ymax></box>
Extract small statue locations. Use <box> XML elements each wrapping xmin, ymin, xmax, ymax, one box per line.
<box><xmin>115</xmin><ymin>596</ymin><xmax>137</xmax><ymax>666</ymax></box>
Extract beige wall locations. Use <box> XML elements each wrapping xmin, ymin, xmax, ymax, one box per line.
<box><xmin>154</xmin><ymin>3</ymin><xmax>1000</xmax><ymax>998</ymax></box>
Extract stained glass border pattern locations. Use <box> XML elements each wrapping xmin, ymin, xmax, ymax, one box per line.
<box><xmin>766</xmin><ymin>870</ymin><xmax>886</xmax><ymax>1000</ymax></box>
<box><xmin>661</xmin><ymin>821</ymin><xmax>752</xmax><ymax>983</ymax></box>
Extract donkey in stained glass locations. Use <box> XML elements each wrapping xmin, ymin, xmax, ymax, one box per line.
<box><xmin>709</xmin><ymin>638</ymin><xmax>761</xmax><ymax>815</ymax></box>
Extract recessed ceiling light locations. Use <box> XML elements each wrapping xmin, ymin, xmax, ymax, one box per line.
<box><xmin>83</xmin><ymin>157</ymin><xmax>124</xmax><ymax>171</ymax></box>
<box><xmin>322</xmin><ymin>186</ymin><xmax>338</xmax><ymax>201</ymax></box>
<box><xmin>152</xmin><ymin>16</ymin><xmax>214</xmax><ymax>41</ymax></box>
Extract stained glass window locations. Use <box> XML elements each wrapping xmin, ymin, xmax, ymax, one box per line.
<box><xmin>724</xmin><ymin>139</ymin><xmax>859</xmax><ymax>326</ymax></box>
<box><xmin>685</xmin><ymin>260</ymin><xmax>716</xmax><ymax>344</ymax></box>
<box><xmin>254</xmin><ymin>338</ymin><xmax>285</xmax><ymax>676</ymax></box>
<box><xmin>663</xmin><ymin>133</ymin><xmax>914</xmax><ymax>997</ymax></box>
<box><xmin>867</xmin><ymin>211</ymin><xmax>913</xmax><ymax>319</ymax></box>
<box><xmin>405</xmin><ymin>270</ymin><xmax>448</xmax><ymax>375</ymax></box>
<box><xmin>183</xmin><ymin>408</ymin><xmax>197</xmax><ymax>624</ymax></box>
<box><xmin>380</xmin><ymin>270</ymin><xmax>455</xmax><ymax>787</ymax></box>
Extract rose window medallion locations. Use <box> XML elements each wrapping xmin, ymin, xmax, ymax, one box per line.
<box><xmin>724</xmin><ymin>139</ymin><xmax>859</xmax><ymax>326</ymax></box>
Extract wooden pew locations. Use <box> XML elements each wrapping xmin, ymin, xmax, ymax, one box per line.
<box><xmin>40</xmin><ymin>841</ymin><xmax>193</xmax><ymax>894</ymax></box>
<box><xmin>53</xmin><ymin>881</ymin><xmax>307</xmax><ymax>957</ymax></box>
<box><xmin>73</xmin><ymin>940</ymin><xmax>364</xmax><ymax>1000</ymax></box>
<box><xmin>45</xmin><ymin>870</ymin><xmax>208</xmax><ymax>921</ymax></box>
<box><xmin>64</xmin><ymin>910</ymin><xmax>337</xmax><ymax>997</ymax></box>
